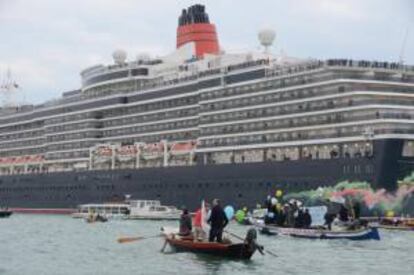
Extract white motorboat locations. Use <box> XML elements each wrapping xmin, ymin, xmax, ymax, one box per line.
<box><xmin>126</xmin><ymin>200</ymin><xmax>181</xmax><ymax>220</ymax></box>
<box><xmin>72</xmin><ymin>199</ymin><xmax>180</xmax><ymax>220</ymax></box>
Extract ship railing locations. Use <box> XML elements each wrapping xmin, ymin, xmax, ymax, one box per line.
<box><xmin>265</xmin><ymin>60</ymin><xmax>324</xmax><ymax>78</ymax></box>
<box><xmin>325</xmin><ymin>59</ymin><xmax>414</xmax><ymax>73</ymax></box>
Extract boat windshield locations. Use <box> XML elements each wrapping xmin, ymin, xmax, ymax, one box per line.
<box><xmin>78</xmin><ymin>205</ymin><xmax>129</xmax><ymax>215</ymax></box>
<box><xmin>149</xmin><ymin>206</ymin><xmax>167</xmax><ymax>212</ymax></box>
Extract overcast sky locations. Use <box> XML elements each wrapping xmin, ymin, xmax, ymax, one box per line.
<box><xmin>0</xmin><ymin>0</ymin><xmax>413</xmax><ymax>104</ymax></box>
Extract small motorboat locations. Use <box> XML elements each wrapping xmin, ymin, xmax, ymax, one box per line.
<box><xmin>376</xmin><ymin>217</ymin><xmax>414</xmax><ymax>231</ymax></box>
<box><xmin>0</xmin><ymin>209</ymin><xmax>13</xmax><ymax>218</ymax></box>
<box><xmin>72</xmin><ymin>199</ymin><xmax>180</xmax><ymax>221</ymax></box>
<box><xmin>125</xmin><ymin>200</ymin><xmax>181</xmax><ymax>220</ymax></box>
<box><xmin>259</xmin><ymin>224</ymin><xmax>380</xmax><ymax>241</ymax></box>
<box><xmin>162</xmin><ymin>228</ymin><xmax>261</xmax><ymax>260</ymax></box>
<box><xmin>85</xmin><ymin>214</ymin><xmax>108</xmax><ymax>223</ymax></box>
<box><xmin>378</xmin><ymin>224</ymin><xmax>414</xmax><ymax>231</ymax></box>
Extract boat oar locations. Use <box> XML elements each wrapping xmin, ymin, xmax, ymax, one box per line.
<box><xmin>117</xmin><ymin>234</ymin><xmax>161</xmax><ymax>244</ymax></box>
<box><xmin>224</xmin><ymin>230</ymin><xmax>277</xmax><ymax>257</ymax></box>
<box><xmin>160</xmin><ymin>239</ymin><xmax>168</xmax><ymax>253</ymax></box>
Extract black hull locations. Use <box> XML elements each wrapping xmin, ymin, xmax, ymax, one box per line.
<box><xmin>0</xmin><ymin>211</ymin><xmax>12</xmax><ymax>218</ymax></box>
<box><xmin>0</xmin><ymin>139</ymin><xmax>413</xmax><ymax>211</ymax></box>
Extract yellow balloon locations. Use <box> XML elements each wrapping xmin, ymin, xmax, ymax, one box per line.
<box><xmin>276</xmin><ymin>190</ymin><xmax>283</xmax><ymax>197</ymax></box>
<box><xmin>385</xmin><ymin>210</ymin><xmax>394</xmax><ymax>218</ymax></box>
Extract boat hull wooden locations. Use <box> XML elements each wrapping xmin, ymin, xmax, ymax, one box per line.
<box><xmin>165</xmin><ymin>236</ymin><xmax>256</xmax><ymax>260</ymax></box>
<box><xmin>378</xmin><ymin>225</ymin><xmax>414</xmax><ymax>231</ymax></box>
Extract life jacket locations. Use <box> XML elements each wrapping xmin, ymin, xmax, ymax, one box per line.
<box><xmin>193</xmin><ymin>209</ymin><xmax>202</xmax><ymax>227</ymax></box>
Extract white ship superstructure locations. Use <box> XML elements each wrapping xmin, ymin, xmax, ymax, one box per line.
<box><xmin>0</xmin><ymin>4</ymin><xmax>414</xmax><ymax>211</ymax></box>
<box><xmin>1</xmin><ymin>50</ymin><xmax>414</xmax><ymax>175</ymax></box>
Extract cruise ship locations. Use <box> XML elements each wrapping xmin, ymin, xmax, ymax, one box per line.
<box><xmin>1</xmin><ymin>4</ymin><xmax>414</xmax><ymax>212</ymax></box>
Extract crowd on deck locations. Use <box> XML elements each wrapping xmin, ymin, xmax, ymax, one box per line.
<box><xmin>261</xmin><ymin>196</ymin><xmax>313</xmax><ymax>228</ymax></box>
<box><xmin>234</xmin><ymin>190</ymin><xmax>364</xmax><ymax>231</ymax></box>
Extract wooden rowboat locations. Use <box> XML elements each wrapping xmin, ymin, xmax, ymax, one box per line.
<box><xmin>162</xmin><ymin>229</ymin><xmax>260</xmax><ymax>260</ymax></box>
<box><xmin>377</xmin><ymin>224</ymin><xmax>414</xmax><ymax>231</ymax></box>
<box><xmin>259</xmin><ymin>224</ymin><xmax>380</xmax><ymax>241</ymax></box>
<box><xmin>375</xmin><ymin>218</ymin><xmax>414</xmax><ymax>231</ymax></box>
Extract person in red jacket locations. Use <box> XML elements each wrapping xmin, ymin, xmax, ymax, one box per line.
<box><xmin>193</xmin><ymin>202</ymin><xmax>209</xmax><ymax>241</ymax></box>
<box><xmin>193</xmin><ymin>208</ymin><xmax>204</xmax><ymax>241</ymax></box>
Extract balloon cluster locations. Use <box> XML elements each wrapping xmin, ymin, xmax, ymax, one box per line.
<box><xmin>283</xmin><ymin>177</ymin><xmax>414</xmax><ymax>216</ymax></box>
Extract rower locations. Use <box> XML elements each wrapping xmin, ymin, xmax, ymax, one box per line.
<box><xmin>179</xmin><ymin>208</ymin><xmax>192</xmax><ymax>237</ymax></box>
<box><xmin>208</xmin><ymin>199</ymin><xmax>228</xmax><ymax>243</ymax></box>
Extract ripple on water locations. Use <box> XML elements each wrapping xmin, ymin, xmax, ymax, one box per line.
<box><xmin>1</xmin><ymin>215</ymin><xmax>414</xmax><ymax>275</ymax></box>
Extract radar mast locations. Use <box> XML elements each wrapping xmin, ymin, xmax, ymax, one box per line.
<box><xmin>0</xmin><ymin>67</ymin><xmax>21</xmax><ymax>108</ymax></box>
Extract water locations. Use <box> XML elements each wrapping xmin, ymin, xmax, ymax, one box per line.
<box><xmin>1</xmin><ymin>214</ymin><xmax>413</xmax><ymax>275</ymax></box>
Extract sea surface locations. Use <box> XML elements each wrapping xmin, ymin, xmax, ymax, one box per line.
<box><xmin>1</xmin><ymin>214</ymin><xmax>413</xmax><ymax>275</ymax></box>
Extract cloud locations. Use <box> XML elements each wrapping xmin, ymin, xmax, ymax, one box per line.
<box><xmin>0</xmin><ymin>0</ymin><xmax>413</xmax><ymax>104</ymax></box>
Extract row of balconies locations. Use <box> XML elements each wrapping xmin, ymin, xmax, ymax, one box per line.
<box><xmin>102</xmin><ymin>107</ymin><xmax>198</xmax><ymax>128</ymax></box>
<box><xmin>201</xmin><ymin>67</ymin><xmax>414</xmax><ymax>104</ymax></box>
<box><xmin>205</xmin><ymin>141</ymin><xmax>374</xmax><ymax>165</ymax></box>
<box><xmin>200</xmin><ymin>109</ymin><xmax>412</xmax><ymax>136</ymax></box>
<box><xmin>201</xmin><ymin>71</ymin><xmax>331</xmax><ymax>101</ymax></box>
<box><xmin>199</xmin><ymin>124</ymin><xmax>414</xmax><ymax>148</ymax></box>
<box><xmin>200</xmin><ymin>83</ymin><xmax>414</xmax><ymax>114</ymax></box>
<box><xmin>102</xmin><ymin>120</ymin><xmax>198</xmax><ymax>138</ymax></box>
<box><xmin>199</xmin><ymin>95</ymin><xmax>414</xmax><ymax>125</ymax></box>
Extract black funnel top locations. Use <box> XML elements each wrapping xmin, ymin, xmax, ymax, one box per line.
<box><xmin>178</xmin><ymin>4</ymin><xmax>210</xmax><ymax>26</ymax></box>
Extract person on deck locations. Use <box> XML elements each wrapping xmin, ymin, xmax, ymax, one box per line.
<box><xmin>179</xmin><ymin>208</ymin><xmax>192</xmax><ymax>236</ymax></box>
<box><xmin>339</xmin><ymin>205</ymin><xmax>349</xmax><ymax>222</ymax></box>
<box><xmin>208</xmin><ymin>199</ymin><xmax>228</xmax><ymax>242</ymax></box>
<box><xmin>353</xmin><ymin>202</ymin><xmax>361</xmax><ymax>220</ymax></box>
<box><xmin>303</xmin><ymin>208</ymin><xmax>312</xmax><ymax>228</ymax></box>
<box><xmin>294</xmin><ymin>209</ymin><xmax>305</xmax><ymax>228</ymax></box>
<box><xmin>324</xmin><ymin>212</ymin><xmax>335</xmax><ymax>230</ymax></box>
<box><xmin>287</xmin><ymin>203</ymin><xmax>296</xmax><ymax>227</ymax></box>
<box><xmin>276</xmin><ymin>204</ymin><xmax>286</xmax><ymax>226</ymax></box>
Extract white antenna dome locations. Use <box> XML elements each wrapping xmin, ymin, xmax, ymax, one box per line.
<box><xmin>258</xmin><ymin>28</ymin><xmax>276</xmax><ymax>53</ymax></box>
<box><xmin>112</xmin><ymin>49</ymin><xmax>127</xmax><ymax>65</ymax></box>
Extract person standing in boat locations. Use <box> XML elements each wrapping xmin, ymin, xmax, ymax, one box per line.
<box><xmin>339</xmin><ymin>204</ymin><xmax>349</xmax><ymax>222</ymax></box>
<box><xmin>294</xmin><ymin>209</ymin><xmax>305</xmax><ymax>228</ymax></box>
<box><xmin>193</xmin><ymin>202</ymin><xmax>209</xmax><ymax>241</ymax></box>
<box><xmin>352</xmin><ymin>201</ymin><xmax>361</xmax><ymax>220</ymax></box>
<box><xmin>303</xmin><ymin>208</ymin><xmax>312</xmax><ymax>228</ymax></box>
<box><xmin>208</xmin><ymin>199</ymin><xmax>228</xmax><ymax>243</ymax></box>
<box><xmin>324</xmin><ymin>212</ymin><xmax>335</xmax><ymax>230</ymax></box>
<box><xmin>179</xmin><ymin>208</ymin><xmax>192</xmax><ymax>236</ymax></box>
